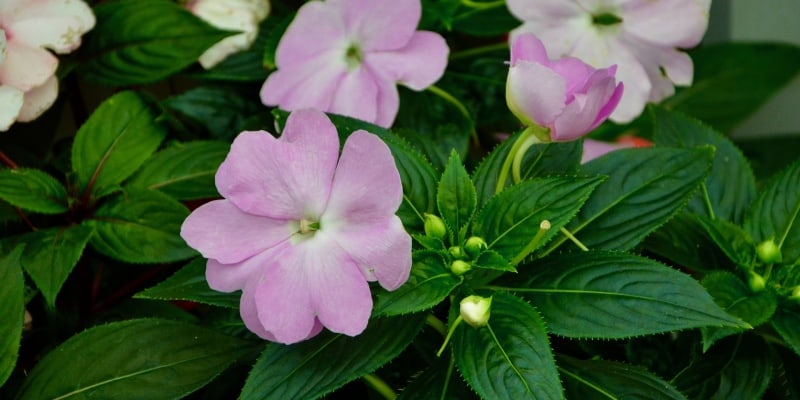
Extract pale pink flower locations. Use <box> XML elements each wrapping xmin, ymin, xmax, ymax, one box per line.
<box><xmin>181</xmin><ymin>109</ymin><xmax>412</xmax><ymax>344</ymax></box>
<box><xmin>0</xmin><ymin>29</ymin><xmax>23</xmax><ymax>131</ymax></box>
<box><xmin>0</xmin><ymin>0</ymin><xmax>95</xmax><ymax>130</ymax></box>
<box><xmin>507</xmin><ymin>33</ymin><xmax>623</xmax><ymax>142</ymax></box>
<box><xmin>581</xmin><ymin>136</ymin><xmax>653</xmax><ymax>163</ymax></box>
<box><xmin>507</xmin><ymin>0</ymin><xmax>710</xmax><ymax>123</ymax></box>
<box><xmin>185</xmin><ymin>0</ymin><xmax>270</xmax><ymax>69</ymax></box>
<box><xmin>260</xmin><ymin>0</ymin><xmax>449</xmax><ymax>128</ymax></box>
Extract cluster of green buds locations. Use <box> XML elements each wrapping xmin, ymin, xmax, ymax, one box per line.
<box><xmin>423</xmin><ymin>213</ymin><xmax>490</xmax><ymax>277</ymax></box>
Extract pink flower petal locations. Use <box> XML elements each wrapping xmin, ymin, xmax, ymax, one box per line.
<box><xmin>510</xmin><ymin>32</ymin><xmax>551</xmax><ymax>66</ymax></box>
<box><xmin>374</xmin><ymin>80</ymin><xmax>400</xmax><ymax>128</ymax></box>
<box><xmin>506</xmin><ymin>61</ymin><xmax>568</xmax><ymax>127</ymax></box>
<box><xmin>274</xmin><ymin>1</ymin><xmax>346</xmax><ymax>67</ymax></box>
<box><xmin>328</xmin><ymin>67</ymin><xmax>379</xmax><ymax>124</ymax></box>
<box><xmin>215</xmin><ymin>110</ymin><xmax>340</xmax><ymax>219</ymax></box>
<box><xmin>366</xmin><ymin>31</ymin><xmax>449</xmax><ymax>91</ymax></box>
<box><xmin>181</xmin><ymin>200</ymin><xmax>294</xmax><ymax>264</ymax></box>
<box><xmin>0</xmin><ymin>85</ymin><xmax>24</xmax><ymax>131</ymax></box>
<box><xmin>506</xmin><ymin>0</ymin><xmax>584</xmax><ymax>22</ymax></box>
<box><xmin>5</xmin><ymin>0</ymin><xmax>95</xmax><ymax>54</ymax></box>
<box><xmin>0</xmin><ymin>40</ymin><xmax>57</xmax><ymax>91</ymax></box>
<box><xmin>552</xmin><ymin>75</ymin><xmax>621</xmax><ymax>141</ymax></box>
<box><xmin>17</xmin><ymin>74</ymin><xmax>58</xmax><ymax>122</ymax></box>
<box><xmin>621</xmin><ymin>0</ymin><xmax>710</xmax><ymax>48</ymax></box>
<box><xmin>260</xmin><ymin>52</ymin><xmax>347</xmax><ymax>112</ymax></box>
<box><xmin>241</xmin><ymin>276</ymin><xmax>324</xmax><ymax>341</ymax></box>
<box><xmin>581</xmin><ymin>138</ymin><xmax>632</xmax><ymax>164</ymax></box>
<box><xmin>331</xmin><ymin>0</ymin><xmax>420</xmax><ymax>51</ymax></box>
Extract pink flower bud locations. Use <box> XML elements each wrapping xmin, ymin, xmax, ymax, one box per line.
<box><xmin>506</xmin><ymin>33</ymin><xmax>624</xmax><ymax>142</ymax></box>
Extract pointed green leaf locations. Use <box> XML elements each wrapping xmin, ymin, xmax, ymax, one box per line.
<box><xmin>135</xmin><ymin>258</ymin><xmax>239</xmax><ymax>309</ymax></box>
<box><xmin>72</xmin><ymin>91</ymin><xmax>167</xmax><ymax>198</ymax></box>
<box><xmin>672</xmin><ymin>335</ymin><xmax>772</xmax><ymax>400</ymax></box>
<box><xmin>127</xmin><ymin>141</ymin><xmax>229</xmax><ymax>200</ymax></box>
<box><xmin>16</xmin><ymin>319</ymin><xmax>258</xmax><ymax>400</ymax></box>
<box><xmin>164</xmin><ymin>86</ymin><xmax>264</xmax><ymax>138</ymax></box>
<box><xmin>694</xmin><ymin>215</ymin><xmax>757</xmax><ymax>268</ymax></box>
<box><xmin>473</xmin><ymin>176</ymin><xmax>604</xmax><ymax>264</ymax></box>
<box><xmin>652</xmin><ymin>107</ymin><xmax>756</xmax><ymax>223</ymax></box>
<box><xmin>773</xmin><ymin>347</ymin><xmax>800</xmax><ymax>400</ymax></box>
<box><xmin>81</xmin><ymin>0</ymin><xmax>233</xmax><ymax>86</ymax></box>
<box><xmin>700</xmin><ymin>272</ymin><xmax>777</xmax><ymax>350</ymax></box>
<box><xmin>372</xmin><ymin>251</ymin><xmax>461</xmax><ymax>317</ymax></box>
<box><xmin>558</xmin><ymin>355</ymin><xmax>688</xmax><ymax>400</ymax></box>
<box><xmin>453</xmin><ymin>292</ymin><xmax>563</xmax><ymax>400</ymax></box>
<box><xmin>240</xmin><ymin>314</ymin><xmax>425</xmax><ymax>400</ymax></box>
<box><xmin>396</xmin><ymin>355</ymin><xmax>475</xmax><ymax>400</ymax></box>
<box><xmin>547</xmin><ymin>147</ymin><xmax>714</xmax><ymax>253</ymax></box>
<box><xmin>511</xmin><ymin>251</ymin><xmax>749</xmax><ymax>338</ymax></box>
<box><xmin>0</xmin><ymin>246</ymin><xmax>24</xmax><ymax>387</ymax></box>
<box><xmin>86</xmin><ymin>189</ymin><xmax>195</xmax><ymax>263</ymax></box>
<box><xmin>772</xmin><ymin>306</ymin><xmax>800</xmax><ymax>357</ymax></box>
<box><xmin>9</xmin><ymin>225</ymin><xmax>93</xmax><ymax>307</ymax></box>
<box><xmin>0</xmin><ymin>168</ymin><xmax>68</xmax><ymax>214</ymax></box>
<box><xmin>644</xmin><ymin>213</ymin><xmax>733</xmax><ymax>273</ymax></box>
<box><xmin>473</xmin><ymin>250</ymin><xmax>516</xmax><ymax>272</ymax></box>
<box><xmin>437</xmin><ymin>151</ymin><xmax>477</xmax><ymax>236</ymax></box>
<box><xmin>744</xmin><ymin>158</ymin><xmax>800</xmax><ymax>263</ymax></box>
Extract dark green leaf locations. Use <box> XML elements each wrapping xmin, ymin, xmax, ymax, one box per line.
<box><xmin>473</xmin><ymin>250</ymin><xmax>516</xmax><ymax>272</ymax></box>
<box><xmin>512</xmin><ymin>251</ymin><xmax>748</xmax><ymax>338</ymax></box>
<box><xmin>412</xmin><ymin>233</ymin><xmax>445</xmax><ymax>250</ymax></box>
<box><xmin>737</xmin><ymin>135</ymin><xmax>800</xmax><ymax>181</ymax></box>
<box><xmin>397</xmin><ymin>355</ymin><xmax>475</xmax><ymax>400</ymax></box>
<box><xmin>453</xmin><ymin>292</ymin><xmax>562</xmax><ymax>400</ymax></box>
<box><xmin>473</xmin><ymin>176</ymin><xmax>604</xmax><ymax>264</ymax></box>
<box><xmin>0</xmin><ymin>168</ymin><xmax>68</xmax><ymax>214</ymax></box>
<box><xmin>81</xmin><ymin>0</ymin><xmax>233</xmax><ymax>85</ymax></box>
<box><xmin>672</xmin><ymin>335</ymin><xmax>772</xmax><ymax>400</ymax></box>
<box><xmin>127</xmin><ymin>141</ymin><xmax>229</xmax><ymax>200</ymax></box>
<box><xmin>772</xmin><ymin>306</ymin><xmax>800</xmax><ymax>357</ymax></box>
<box><xmin>558</xmin><ymin>355</ymin><xmax>688</xmax><ymax>400</ymax></box>
<box><xmin>0</xmin><ymin>246</ymin><xmax>24</xmax><ymax>387</ymax></box>
<box><xmin>744</xmin><ymin>158</ymin><xmax>800</xmax><ymax>263</ymax></box>
<box><xmin>240</xmin><ymin>314</ymin><xmax>425</xmax><ymax>400</ymax></box>
<box><xmin>71</xmin><ymin>91</ymin><xmax>167</xmax><ymax>198</ymax></box>
<box><xmin>16</xmin><ymin>319</ymin><xmax>258</xmax><ymax>400</ymax></box>
<box><xmin>11</xmin><ymin>225</ymin><xmax>93</xmax><ymax>307</ymax></box>
<box><xmin>437</xmin><ymin>151</ymin><xmax>477</xmax><ymax>236</ymax></box>
<box><xmin>644</xmin><ymin>212</ymin><xmax>733</xmax><ymax>273</ymax></box>
<box><xmin>546</xmin><ymin>147</ymin><xmax>714</xmax><ymax>253</ymax></box>
<box><xmin>86</xmin><ymin>189</ymin><xmax>195</xmax><ymax>263</ymax></box>
<box><xmin>700</xmin><ymin>272</ymin><xmax>777</xmax><ymax>350</ymax></box>
<box><xmin>135</xmin><ymin>258</ymin><xmax>239</xmax><ymax>309</ymax></box>
<box><xmin>664</xmin><ymin>42</ymin><xmax>800</xmax><ymax>132</ymax></box>
<box><xmin>451</xmin><ymin>6</ymin><xmax>519</xmax><ymax>36</ymax></box>
<box><xmin>652</xmin><ymin>107</ymin><xmax>756</xmax><ymax>223</ymax></box>
<box><xmin>694</xmin><ymin>216</ymin><xmax>756</xmax><ymax>268</ymax></box>
<box><xmin>773</xmin><ymin>347</ymin><xmax>800</xmax><ymax>400</ymax></box>
<box><xmin>373</xmin><ymin>251</ymin><xmax>460</xmax><ymax>317</ymax></box>
<box><xmin>165</xmin><ymin>86</ymin><xmax>264</xmax><ymax>139</ymax></box>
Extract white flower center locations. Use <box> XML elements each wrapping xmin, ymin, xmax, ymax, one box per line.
<box><xmin>344</xmin><ymin>43</ymin><xmax>363</xmax><ymax>70</ymax></box>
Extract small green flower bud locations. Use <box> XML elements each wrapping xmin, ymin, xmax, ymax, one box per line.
<box><xmin>424</xmin><ymin>213</ymin><xmax>447</xmax><ymax>239</ymax></box>
<box><xmin>460</xmin><ymin>295</ymin><xmax>492</xmax><ymax>328</ymax></box>
<box><xmin>451</xmin><ymin>260</ymin><xmax>471</xmax><ymax>276</ymax></box>
<box><xmin>464</xmin><ymin>236</ymin><xmax>488</xmax><ymax>257</ymax></box>
<box><xmin>790</xmin><ymin>286</ymin><xmax>800</xmax><ymax>300</ymax></box>
<box><xmin>748</xmin><ymin>271</ymin><xmax>766</xmax><ymax>292</ymax></box>
<box><xmin>449</xmin><ymin>245</ymin><xmax>465</xmax><ymax>259</ymax></box>
<box><xmin>756</xmin><ymin>239</ymin><xmax>782</xmax><ymax>264</ymax></box>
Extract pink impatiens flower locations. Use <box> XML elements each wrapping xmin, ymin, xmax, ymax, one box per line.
<box><xmin>506</xmin><ymin>33</ymin><xmax>623</xmax><ymax>142</ymax></box>
<box><xmin>0</xmin><ymin>0</ymin><xmax>95</xmax><ymax>130</ymax></box>
<box><xmin>260</xmin><ymin>0</ymin><xmax>449</xmax><ymax>128</ymax></box>
<box><xmin>506</xmin><ymin>0</ymin><xmax>710</xmax><ymax>123</ymax></box>
<box><xmin>181</xmin><ymin>109</ymin><xmax>412</xmax><ymax>344</ymax></box>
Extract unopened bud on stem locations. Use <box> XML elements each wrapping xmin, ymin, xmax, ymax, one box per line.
<box><xmin>756</xmin><ymin>239</ymin><xmax>782</xmax><ymax>264</ymax></box>
<box><xmin>424</xmin><ymin>213</ymin><xmax>447</xmax><ymax>239</ymax></box>
<box><xmin>451</xmin><ymin>260</ymin><xmax>471</xmax><ymax>276</ymax></box>
<box><xmin>464</xmin><ymin>236</ymin><xmax>488</xmax><ymax>257</ymax></box>
<box><xmin>460</xmin><ymin>295</ymin><xmax>492</xmax><ymax>328</ymax></box>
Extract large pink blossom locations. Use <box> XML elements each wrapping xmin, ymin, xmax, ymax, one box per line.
<box><xmin>507</xmin><ymin>0</ymin><xmax>710</xmax><ymax>123</ymax></box>
<box><xmin>260</xmin><ymin>0</ymin><xmax>449</xmax><ymax>128</ymax></box>
<box><xmin>185</xmin><ymin>0</ymin><xmax>270</xmax><ymax>69</ymax></box>
<box><xmin>181</xmin><ymin>109</ymin><xmax>412</xmax><ymax>344</ymax></box>
<box><xmin>0</xmin><ymin>0</ymin><xmax>95</xmax><ymax>130</ymax></box>
<box><xmin>507</xmin><ymin>33</ymin><xmax>623</xmax><ymax>141</ymax></box>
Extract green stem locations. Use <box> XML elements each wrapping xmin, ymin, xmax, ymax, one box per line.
<box><xmin>426</xmin><ymin>85</ymin><xmax>479</xmax><ymax>146</ymax></box>
<box><xmin>495</xmin><ymin>125</ymin><xmax>550</xmax><ymax>194</ymax></box>
<box><xmin>701</xmin><ymin>183</ymin><xmax>716</xmax><ymax>220</ymax></box>
<box><xmin>460</xmin><ymin>0</ymin><xmax>506</xmax><ymax>10</ymax></box>
<box><xmin>426</xmin><ymin>314</ymin><xmax>448</xmax><ymax>337</ymax></box>
<box><xmin>510</xmin><ymin>220</ymin><xmax>551</xmax><ymax>265</ymax></box>
<box><xmin>363</xmin><ymin>373</ymin><xmax>397</xmax><ymax>400</ymax></box>
<box><xmin>440</xmin><ymin>355</ymin><xmax>456</xmax><ymax>400</ymax></box>
<box><xmin>560</xmin><ymin>227</ymin><xmax>589</xmax><ymax>251</ymax></box>
<box><xmin>449</xmin><ymin>42</ymin><xmax>509</xmax><ymax>61</ymax></box>
<box><xmin>511</xmin><ymin>132</ymin><xmax>545</xmax><ymax>183</ymax></box>
<box><xmin>436</xmin><ymin>316</ymin><xmax>463</xmax><ymax>357</ymax></box>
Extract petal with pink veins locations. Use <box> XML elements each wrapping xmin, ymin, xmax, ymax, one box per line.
<box><xmin>331</xmin><ymin>0</ymin><xmax>420</xmax><ymax>51</ymax></box>
<box><xmin>367</xmin><ymin>31</ymin><xmax>448</xmax><ymax>91</ymax></box>
<box><xmin>328</xmin><ymin>67</ymin><xmax>379</xmax><ymax>124</ymax></box>
<box><xmin>506</xmin><ymin>0</ymin><xmax>584</xmax><ymax>21</ymax></box>
<box><xmin>261</xmin><ymin>51</ymin><xmax>346</xmax><ymax>111</ymax></box>
<box><xmin>621</xmin><ymin>0</ymin><xmax>710</xmax><ymax>48</ymax></box>
<box><xmin>506</xmin><ymin>61</ymin><xmax>568</xmax><ymax>127</ymax></box>
<box><xmin>274</xmin><ymin>1</ymin><xmax>346</xmax><ymax>67</ymax></box>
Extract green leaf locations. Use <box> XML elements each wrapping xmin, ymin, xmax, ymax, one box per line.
<box><xmin>511</xmin><ymin>251</ymin><xmax>749</xmax><ymax>338</ymax></box>
<box><xmin>0</xmin><ymin>168</ymin><xmax>68</xmax><ymax>214</ymax></box>
<box><xmin>652</xmin><ymin>107</ymin><xmax>756</xmax><ymax>223</ymax></box>
<box><xmin>700</xmin><ymin>272</ymin><xmax>777</xmax><ymax>350</ymax></box>
<box><xmin>744</xmin><ymin>158</ymin><xmax>800</xmax><ymax>263</ymax></box>
<box><xmin>127</xmin><ymin>141</ymin><xmax>229</xmax><ymax>200</ymax></box>
<box><xmin>546</xmin><ymin>146</ymin><xmax>714</xmax><ymax>253</ymax></box>
<box><xmin>12</xmin><ymin>225</ymin><xmax>93</xmax><ymax>307</ymax></box>
<box><xmin>451</xmin><ymin>6</ymin><xmax>519</xmax><ymax>36</ymax></box>
<box><xmin>86</xmin><ymin>189</ymin><xmax>195</xmax><ymax>263</ymax></box>
<box><xmin>135</xmin><ymin>258</ymin><xmax>239</xmax><ymax>309</ymax></box>
<box><xmin>694</xmin><ymin>216</ymin><xmax>757</xmax><ymax>269</ymax></box>
<box><xmin>164</xmin><ymin>86</ymin><xmax>264</xmax><ymax>139</ymax></box>
<box><xmin>453</xmin><ymin>292</ymin><xmax>563</xmax><ymax>400</ymax></box>
<box><xmin>773</xmin><ymin>348</ymin><xmax>800</xmax><ymax>400</ymax></box>
<box><xmin>0</xmin><ymin>246</ymin><xmax>24</xmax><ymax>387</ymax></box>
<box><xmin>663</xmin><ymin>42</ymin><xmax>800</xmax><ymax>132</ymax></box>
<box><xmin>558</xmin><ymin>355</ymin><xmax>688</xmax><ymax>400</ymax></box>
<box><xmin>16</xmin><ymin>319</ymin><xmax>258</xmax><ymax>400</ymax></box>
<box><xmin>473</xmin><ymin>250</ymin><xmax>516</xmax><ymax>273</ymax></box>
<box><xmin>80</xmin><ymin>0</ymin><xmax>233</xmax><ymax>86</ymax></box>
<box><xmin>473</xmin><ymin>176</ymin><xmax>604</xmax><ymax>264</ymax></box>
<box><xmin>240</xmin><ymin>314</ymin><xmax>425</xmax><ymax>400</ymax></box>
<box><xmin>772</xmin><ymin>306</ymin><xmax>800</xmax><ymax>357</ymax></box>
<box><xmin>644</xmin><ymin>213</ymin><xmax>733</xmax><ymax>274</ymax></box>
<box><xmin>71</xmin><ymin>91</ymin><xmax>167</xmax><ymax>198</ymax></box>
<box><xmin>671</xmin><ymin>335</ymin><xmax>772</xmax><ymax>400</ymax></box>
<box><xmin>437</xmin><ymin>151</ymin><xmax>477</xmax><ymax>236</ymax></box>
<box><xmin>736</xmin><ymin>135</ymin><xmax>800</xmax><ymax>181</ymax></box>
<box><xmin>396</xmin><ymin>355</ymin><xmax>475</xmax><ymax>400</ymax></box>
<box><xmin>372</xmin><ymin>251</ymin><xmax>461</xmax><ymax>317</ymax></box>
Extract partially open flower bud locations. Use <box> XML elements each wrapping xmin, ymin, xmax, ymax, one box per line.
<box><xmin>748</xmin><ymin>271</ymin><xmax>766</xmax><ymax>292</ymax></box>
<box><xmin>451</xmin><ymin>260</ymin><xmax>471</xmax><ymax>276</ymax></box>
<box><xmin>756</xmin><ymin>239</ymin><xmax>782</xmax><ymax>264</ymax></box>
<box><xmin>464</xmin><ymin>236</ymin><xmax>488</xmax><ymax>257</ymax></box>
<box><xmin>424</xmin><ymin>213</ymin><xmax>447</xmax><ymax>239</ymax></box>
<box><xmin>460</xmin><ymin>295</ymin><xmax>492</xmax><ymax>328</ymax></box>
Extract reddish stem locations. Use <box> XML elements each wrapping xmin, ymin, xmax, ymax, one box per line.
<box><xmin>0</xmin><ymin>149</ymin><xmax>19</xmax><ymax>169</ymax></box>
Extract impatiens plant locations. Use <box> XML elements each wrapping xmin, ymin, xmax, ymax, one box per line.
<box><xmin>2</xmin><ymin>0</ymin><xmax>800</xmax><ymax>399</ymax></box>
